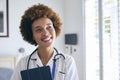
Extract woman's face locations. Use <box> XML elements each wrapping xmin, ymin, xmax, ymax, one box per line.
<box><xmin>32</xmin><ymin>17</ymin><xmax>56</xmax><ymax>48</ymax></box>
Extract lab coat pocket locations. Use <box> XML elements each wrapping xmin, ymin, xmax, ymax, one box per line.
<box><xmin>57</xmin><ymin>70</ymin><xmax>65</xmax><ymax>80</ymax></box>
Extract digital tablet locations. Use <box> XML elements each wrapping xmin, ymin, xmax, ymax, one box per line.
<box><xmin>20</xmin><ymin>66</ymin><xmax>52</xmax><ymax>80</ymax></box>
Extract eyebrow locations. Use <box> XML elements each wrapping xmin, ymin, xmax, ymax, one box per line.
<box><xmin>33</xmin><ymin>26</ymin><xmax>41</xmax><ymax>29</ymax></box>
<box><xmin>33</xmin><ymin>22</ymin><xmax>53</xmax><ymax>29</ymax></box>
<box><xmin>46</xmin><ymin>22</ymin><xmax>53</xmax><ymax>25</ymax></box>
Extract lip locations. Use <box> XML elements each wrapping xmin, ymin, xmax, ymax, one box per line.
<box><xmin>42</xmin><ymin>36</ymin><xmax>52</xmax><ymax>42</ymax></box>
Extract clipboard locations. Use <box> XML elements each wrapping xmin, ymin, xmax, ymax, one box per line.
<box><xmin>20</xmin><ymin>66</ymin><xmax>52</xmax><ymax>80</ymax></box>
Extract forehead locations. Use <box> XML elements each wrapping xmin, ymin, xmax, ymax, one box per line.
<box><xmin>32</xmin><ymin>17</ymin><xmax>53</xmax><ymax>27</ymax></box>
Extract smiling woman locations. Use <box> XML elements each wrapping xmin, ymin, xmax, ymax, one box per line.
<box><xmin>11</xmin><ymin>3</ymin><xmax>79</xmax><ymax>80</ymax></box>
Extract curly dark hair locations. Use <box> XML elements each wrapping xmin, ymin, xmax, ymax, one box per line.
<box><xmin>19</xmin><ymin>3</ymin><xmax>62</xmax><ymax>46</ymax></box>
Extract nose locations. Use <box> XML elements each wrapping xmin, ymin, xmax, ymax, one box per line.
<box><xmin>42</xmin><ymin>29</ymin><xmax>49</xmax><ymax>36</ymax></box>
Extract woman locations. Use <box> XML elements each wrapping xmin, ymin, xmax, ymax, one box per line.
<box><xmin>11</xmin><ymin>3</ymin><xmax>79</xmax><ymax>80</ymax></box>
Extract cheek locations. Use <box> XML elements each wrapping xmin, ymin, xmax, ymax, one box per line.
<box><xmin>51</xmin><ymin>30</ymin><xmax>56</xmax><ymax>37</ymax></box>
<box><xmin>53</xmin><ymin>31</ymin><xmax>57</xmax><ymax>39</ymax></box>
<box><xmin>33</xmin><ymin>33</ymin><xmax>40</xmax><ymax>41</ymax></box>
<box><xmin>33</xmin><ymin>35</ymin><xmax>41</xmax><ymax>44</ymax></box>
<box><xmin>51</xmin><ymin>28</ymin><xmax>56</xmax><ymax>34</ymax></box>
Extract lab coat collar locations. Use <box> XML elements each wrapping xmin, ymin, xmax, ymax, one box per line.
<box><xmin>30</xmin><ymin>49</ymin><xmax>57</xmax><ymax>67</ymax></box>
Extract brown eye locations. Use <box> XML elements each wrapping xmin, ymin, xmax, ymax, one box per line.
<box><xmin>47</xmin><ymin>25</ymin><xmax>54</xmax><ymax>30</ymax></box>
<box><xmin>35</xmin><ymin>29</ymin><xmax>42</xmax><ymax>33</ymax></box>
<box><xmin>48</xmin><ymin>26</ymin><xmax>52</xmax><ymax>29</ymax></box>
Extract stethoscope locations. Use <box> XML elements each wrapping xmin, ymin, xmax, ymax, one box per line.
<box><xmin>27</xmin><ymin>47</ymin><xmax>65</xmax><ymax>80</ymax></box>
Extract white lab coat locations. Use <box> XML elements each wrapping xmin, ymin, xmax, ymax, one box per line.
<box><xmin>11</xmin><ymin>49</ymin><xmax>79</xmax><ymax>80</ymax></box>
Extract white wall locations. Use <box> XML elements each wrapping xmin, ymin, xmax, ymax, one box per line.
<box><xmin>0</xmin><ymin>0</ymin><xmax>85</xmax><ymax>80</ymax></box>
<box><xmin>64</xmin><ymin>0</ymin><xmax>86</xmax><ymax>80</ymax></box>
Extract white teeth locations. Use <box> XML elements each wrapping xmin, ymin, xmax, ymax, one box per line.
<box><xmin>43</xmin><ymin>37</ymin><xmax>51</xmax><ymax>41</ymax></box>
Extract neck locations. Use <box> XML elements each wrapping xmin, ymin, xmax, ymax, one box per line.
<box><xmin>37</xmin><ymin>47</ymin><xmax>54</xmax><ymax>66</ymax></box>
<box><xmin>38</xmin><ymin>47</ymin><xmax>54</xmax><ymax>56</ymax></box>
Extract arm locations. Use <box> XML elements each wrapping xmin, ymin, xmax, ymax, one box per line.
<box><xmin>65</xmin><ymin>56</ymin><xmax>79</xmax><ymax>80</ymax></box>
<box><xmin>10</xmin><ymin>57</ymin><xmax>27</xmax><ymax>80</ymax></box>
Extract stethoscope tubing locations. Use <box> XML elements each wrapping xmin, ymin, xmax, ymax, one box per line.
<box><xmin>27</xmin><ymin>48</ymin><xmax>38</xmax><ymax>70</ymax></box>
<box><xmin>27</xmin><ymin>47</ymin><xmax>65</xmax><ymax>80</ymax></box>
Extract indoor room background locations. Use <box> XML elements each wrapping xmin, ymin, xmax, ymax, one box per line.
<box><xmin>0</xmin><ymin>0</ymin><xmax>85</xmax><ymax>80</ymax></box>
<box><xmin>1</xmin><ymin>0</ymin><xmax>119</xmax><ymax>80</ymax></box>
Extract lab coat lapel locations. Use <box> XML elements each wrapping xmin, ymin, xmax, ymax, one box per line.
<box><xmin>30</xmin><ymin>51</ymin><xmax>43</xmax><ymax>67</ymax></box>
<box><xmin>30</xmin><ymin>50</ymin><xmax>57</xmax><ymax>68</ymax></box>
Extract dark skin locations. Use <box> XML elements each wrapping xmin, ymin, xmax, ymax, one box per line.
<box><xmin>32</xmin><ymin>17</ymin><xmax>56</xmax><ymax>66</ymax></box>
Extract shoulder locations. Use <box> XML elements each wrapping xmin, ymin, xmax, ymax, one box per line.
<box><xmin>65</xmin><ymin>54</ymin><xmax>75</xmax><ymax>63</ymax></box>
<box><xmin>15</xmin><ymin>55</ymin><xmax>30</xmax><ymax>70</ymax></box>
<box><xmin>18</xmin><ymin>55</ymin><xmax>29</xmax><ymax>64</ymax></box>
<box><xmin>61</xmin><ymin>52</ymin><xmax>78</xmax><ymax>73</ymax></box>
<box><xmin>60</xmin><ymin>52</ymin><xmax>76</xmax><ymax>65</ymax></box>
<box><xmin>11</xmin><ymin>55</ymin><xmax>31</xmax><ymax>80</ymax></box>
<box><xmin>64</xmin><ymin>53</ymin><xmax>74</xmax><ymax>60</ymax></box>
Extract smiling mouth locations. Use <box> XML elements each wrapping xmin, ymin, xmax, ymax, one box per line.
<box><xmin>42</xmin><ymin>36</ymin><xmax>52</xmax><ymax>42</ymax></box>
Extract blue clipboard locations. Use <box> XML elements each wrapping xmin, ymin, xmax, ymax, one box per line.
<box><xmin>20</xmin><ymin>66</ymin><xmax>52</xmax><ymax>80</ymax></box>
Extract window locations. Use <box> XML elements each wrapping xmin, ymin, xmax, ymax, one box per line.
<box><xmin>85</xmin><ymin>0</ymin><xmax>119</xmax><ymax>80</ymax></box>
